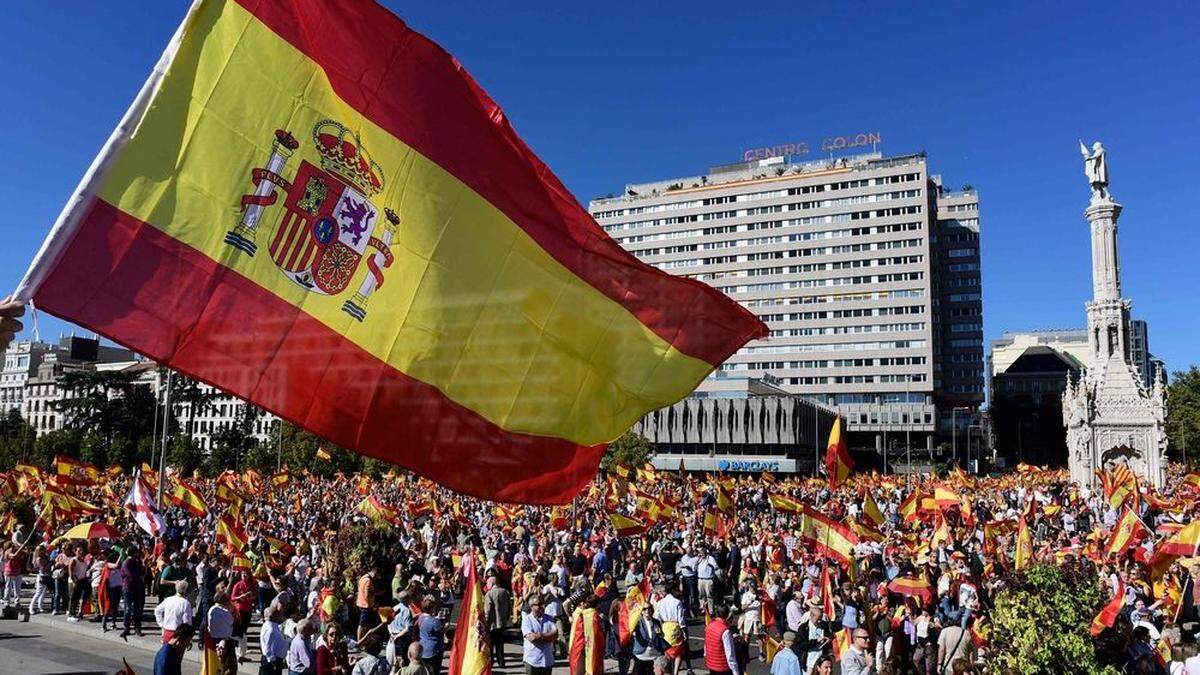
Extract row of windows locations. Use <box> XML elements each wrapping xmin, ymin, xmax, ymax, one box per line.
<box><xmin>627</xmin><ymin>220</ymin><xmax>924</xmax><ymax>255</ymax></box>
<box><xmin>768</xmin><ymin>322</ymin><xmax>925</xmax><ymax>338</ymax></box>
<box><xmin>947</xmin><ymin>277</ymin><xmax>980</xmax><ymax>287</ymax></box>
<box><xmin>699</xmin><ymin>255</ymin><xmax>925</xmax><ymax>280</ymax></box>
<box><xmin>721</xmin><ymin>356</ymin><xmax>927</xmax><ymax>371</ymax></box>
<box><xmin>741</xmin><ymin>339</ymin><xmax>927</xmax><ymax>354</ymax></box>
<box><xmin>716</xmin><ymin>271</ymin><xmax>925</xmax><ymax>294</ymax></box>
<box><xmin>947</xmin><ymin>247</ymin><xmax>978</xmax><ymax>258</ymax></box>
<box><xmin>592</xmin><ymin>172</ymin><xmax>924</xmax><ymax>220</ymax></box>
<box><xmin>949</xmin><ymin>293</ymin><xmax>981</xmax><ymax>302</ymax></box>
<box><xmin>948</xmin><ymin>262</ymin><xmax>979</xmax><ymax>272</ymax></box>
<box><xmin>742</xmin><ymin>289</ymin><xmax>925</xmax><ymax>309</ymax></box>
<box><xmin>942</xmin><ymin>203</ymin><xmax>978</xmax><ymax>213</ymax></box>
<box><xmin>609</xmin><ymin>201</ymin><xmax>925</xmax><ymax>235</ymax></box>
<box><xmin>950</xmin><ymin>323</ymin><xmax>983</xmax><ymax>332</ymax></box>
<box><xmin>758</xmin><ymin>305</ymin><xmax>926</xmax><ymax>323</ymax></box>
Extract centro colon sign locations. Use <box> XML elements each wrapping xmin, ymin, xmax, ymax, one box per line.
<box><xmin>717</xmin><ymin>459</ymin><xmax>781</xmax><ymax>472</ymax></box>
<box><xmin>743</xmin><ymin>132</ymin><xmax>882</xmax><ymax>162</ymax></box>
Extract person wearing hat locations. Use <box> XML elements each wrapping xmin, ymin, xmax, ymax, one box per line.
<box><xmin>769</xmin><ymin>631</ymin><xmax>802</xmax><ymax>675</ymax></box>
<box><xmin>795</xmin><ymin>596</ymin><xmax>832</xmax><ymax>672</ymax></box>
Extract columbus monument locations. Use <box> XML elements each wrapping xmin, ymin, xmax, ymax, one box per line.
<box><xmin>1063</xmin><ymin>141</ymin><xmax>1168</xmax><ymax>489</ymax></box>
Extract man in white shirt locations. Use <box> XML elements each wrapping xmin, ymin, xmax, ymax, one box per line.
<box><xmin>677</xmin><ymin>550</ymin><xmax>699</xmax><ymax>612</ymax></box>
<box><xmin>154</xmin><ymin>580</ymin><xmax>194</xmax><ymax>644</ymax></box>
<box><xmin>260</xmin><ymin>606</ymin><xmax>289</xmax><ymax>675</ymax></box>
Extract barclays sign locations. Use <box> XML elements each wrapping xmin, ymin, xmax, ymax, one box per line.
<box><xmin>717</xmin><ymin>459</ymin><xmax>782</xmax><ymax>473</ymax></box>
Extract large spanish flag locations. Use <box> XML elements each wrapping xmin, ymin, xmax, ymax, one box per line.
<box><xmin>15</xmin><ymin>0</ymin><xmax>764</xmax><ymax>505</ymax></box>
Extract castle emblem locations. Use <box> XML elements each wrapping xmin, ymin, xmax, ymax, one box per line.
<box><xmin>223</xmin><ymin>120</ymin><xmax>398</xmax><ymax>321</ymax></box>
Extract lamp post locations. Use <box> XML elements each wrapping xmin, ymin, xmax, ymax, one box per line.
<box><xmin>967</xmin><ymin>423</ymin><xmax>983</xmax><ymax>474</ymax></box>
<box><xmin>951</xmin><ymin>406</ymin><xmax>969</xmax><ymax>467</ymax></box>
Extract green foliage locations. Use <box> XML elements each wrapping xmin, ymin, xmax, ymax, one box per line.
<box><xmin>0</xmin><ymin>409</ymin><xmax>35</xmax><ymax>470</ymax></box>
<box><xmin>166</xmin><ymin>436</ymin><xmax>205</xmax><ymax>476</ymax></box>
<box><xmin>987</xmin><ymin>563</ymin><xmax>1121</xmax><ymax>675</ymax></box>
<box><xmin>324</xmin><ymin>522</ymin><xmax>406</xmax><ymax>599</ymax></box>
<box><xmin>0</xmin><ymin>493</ymin><xmax>36</xmax><ymax>536</ymax></box>
<box><xmin>31</xmin><ymin>430</ymin><xmax>79</xmax><ymax>469</ymax></box>
<box><xmin>1167</xmin><ymin>365</ymin><xmax>1200</xmax><ymax>466</ymax></box>
<box><xmin>204</xmin><ymin>404</ymin><xmax>262</xmax><ymax>474</ymax></box>
<box><xmin>274</xmin><ymin>421</ymin><xmax>361</xmax><ymax>476</ymax></box>
<box><xmin>601</xmin><ymin>431</ymin><xmax>653</xmax><ymax>473</ymax></box>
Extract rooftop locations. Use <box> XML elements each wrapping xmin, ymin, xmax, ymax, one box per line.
<box><xmin>589</xmin><ymin>151</ymin><xmax>940</xmax><ymax>208</ymax></box>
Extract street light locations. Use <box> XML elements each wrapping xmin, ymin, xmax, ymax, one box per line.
<box><xmin>967</xmin><ymin>423</ymin><xmax>983</xmax><ymax>474</ymax></box>
<box><xmin>951</xmin><ymin>406</ymin><xmax>970</xmax><ymax>467</ymax></box>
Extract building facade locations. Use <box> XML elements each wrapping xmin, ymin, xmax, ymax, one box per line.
<box><xmin>174</xmin><ymin>383</ymin><xmax>279</xmax><ymax>452</ymax></box>
<box><xmin>3</xmin><ymin>337</ymin><xmax>138</xmax><ymax>434</ymax></box>
<box><xmin>589</xmin><ymin>151</ymin><xmax>984</xmax><ymax>455</ymax></box>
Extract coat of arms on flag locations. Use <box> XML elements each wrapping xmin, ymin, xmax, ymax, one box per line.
<box><xmin>224</xmin><ymin>120</ymin><xmax>399</xmax><ymax>321</ymax></box>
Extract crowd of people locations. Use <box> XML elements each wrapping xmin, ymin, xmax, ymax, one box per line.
<box><xmin>0</xmin><ymin>458</ymin><xmax>1199</xmax><ymax>675</ymax></box>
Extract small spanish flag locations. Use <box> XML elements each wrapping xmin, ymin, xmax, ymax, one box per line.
<box><xmin>1014</xmin><ymin>516</ymin><xmax>1033</xmax><ymax>570</ymax></box>
<box><xmin>823</xmin><ymin>416</ymin><xmax>853</xmax><ymax>489</ymax></box>
<box><xmin>215</xmin><ymin>513</ymin><xmax>250</xmax><ymax>553</ymax></box>
<box><xmin>315</xmin><ymin>447</ymin><xmax>332</xmax><ymax>462</ymax></box>
<box><xmin>768</xmin><ymin>493</ymin><xmax>805</xmax><ymax>514</ymax></box>
<box><xmin>357</xmin><ymin>495</ymin><xmax>401</xmax><ymax>526</ymax></box>
<box><xmin>166</xmin><ymin>478</ymin><xmax>208</xmax><ymax>518</ymax></box>
<box><xmin>1089</xmin><ymin>579</ymin><xmax>1125</xmax><ymax>636</ymax></box>
<box><xmin>831</xmin><ymin>628</ymin><xmax>852</xmax><ymax>661</ymax></box>
<box><xmin>609</xmin><ymin>513</ymin><xmax>646</xmax><ymax>538</ymax></box>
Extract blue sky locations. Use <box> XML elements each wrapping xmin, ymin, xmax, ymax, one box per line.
<box><xmin>1</xmin><ymin>2</ymin><xmax>1197</xmax><ymax>374</ymax></box>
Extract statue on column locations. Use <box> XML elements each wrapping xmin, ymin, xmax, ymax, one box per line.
<box><xmin>1080</xmin><ymin>140</ymin><xmax>1110</xmax><ymax>201</ymax></box>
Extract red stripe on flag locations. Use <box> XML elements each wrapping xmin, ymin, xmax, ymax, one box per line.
<box><xmin>231</xmin><ymin>0</ymin><xmax>766</xmax><ymax>366</ymax></box>
<box><xmin>33</xmin><ymin>198</ymin><xmax>605</xmax><ymax>504</ymax></box>
<box><xmin>269</xmin><ymin>212</ymin><xmax>292</xmax><ymax>258</ymax></box>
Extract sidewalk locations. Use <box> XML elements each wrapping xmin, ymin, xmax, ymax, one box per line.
<box><xmin>22</xmin><ymin>609</ymin><xmax>260</xmax><ymax>674</ymax></box>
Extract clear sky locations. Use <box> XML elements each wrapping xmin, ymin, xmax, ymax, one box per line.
<box><xmin>1</xmin><ymin>2</ymin><xmax>1197</xmax><ymax>375</ymax></box>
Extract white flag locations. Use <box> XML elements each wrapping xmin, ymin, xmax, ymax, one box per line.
<box><xmin>123</xmin><ymin>477</ymin><xmax>165</xmax><ymax>537</ymax></box>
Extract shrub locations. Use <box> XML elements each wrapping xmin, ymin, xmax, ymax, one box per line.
<box><xmin>986</xmin><ymin>563</ymin><xmax>1122</xmax><ymax>675</ymax></box>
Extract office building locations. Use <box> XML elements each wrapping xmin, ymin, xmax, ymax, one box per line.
<box><xmin>589</xmin><ymin>151</ymin><xmax>984</xmax><ymax>456</ymax></box>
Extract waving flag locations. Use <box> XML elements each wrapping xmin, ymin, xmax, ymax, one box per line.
<box><xmin>166</xmin><ymin>478</ymin><xmax>208</xmax><ymax>518</ymax></box>
<box><xmin>357</xmin><ymin>495</ymin><xmax>401</xmax><ymax>527</ymax></box>
<box><xmin>609</xmin><ymin>513</ymin><xmax>647</xmax><ymax>538</ymax></box>
<box><xmin>447</xmin><ymin>554</ymin><xmax>491</xmax><ymax>675</ymax></box>
<box><xmin>1089</xmin><ymin>579</ymin><xmax>1125</xmax><ymax>636</ymax></box>
<box><xmin>123</xmin><ymin>478</ymin><xmax>166</xmax><ymax>537</ymax></box>
<box><xmin>824</xmin><ymin>416</ymin><xmax>853</xmax><ymax>489</ymax></box>
<box><xmin>15</xmin><ymin>0</ymin><xmax>764</xmax><ymax>505</ymax></box>
<box><xmin>1014</xmin><ymin>516</ymin><xmax>1033</xmax><ymax>570</ymax></box>
<box><xmin>768</xmin><ymin>493</ymin><xmax>805</xmax><ymax>514</ymax></box>
<box><xmin>215</xmin><ymin>513</ymin><xmax>250</xmax><ymax>552</ymax></box>
<box><xmin>1105</xmin><ymin>508</ymin><xmax>1150</xmax><ymax>557</ymax></box>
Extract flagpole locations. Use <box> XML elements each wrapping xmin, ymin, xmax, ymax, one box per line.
<box><xmin>157</xmin><ymin>369</ymin><xmax>173</xmax><ymax>505</ymax></box>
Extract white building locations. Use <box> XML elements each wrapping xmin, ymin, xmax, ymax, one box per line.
<box><xmin>589</xmin><ymin>150</ymin><xmax>984</xmax><ymax>451</ymax></box>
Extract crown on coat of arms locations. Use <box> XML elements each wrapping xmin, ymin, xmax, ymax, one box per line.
<box><xmin>312</xmin><ymin>119</ymin><xmax>384</xmax><ymax>196</ymax></box>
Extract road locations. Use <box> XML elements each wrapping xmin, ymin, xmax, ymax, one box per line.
<box><xmin>0</xmin><ymin>617</ymin><xmax>167</xmax><ymax>675</ymax></box>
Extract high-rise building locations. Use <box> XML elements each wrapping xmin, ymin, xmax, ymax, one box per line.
<box><xmin>589</xmin><ymin>151</ymin><xmax>984</xmax><ymax>455</ymax></box>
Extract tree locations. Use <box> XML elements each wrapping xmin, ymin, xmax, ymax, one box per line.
<box><xmin>987</xmin><ymin>563</ymin><xmax>1121</xmax><ymax>675</ymax></box>
<box><xmin>166</xmin><ymin>436</ymin><xmax>205</xmax><ymax>476</ymax></box>
<box><xmin>0</xmin><ymin>409</ymin><xmax>35</xmax><ymax>470</ymax></box>
<box><xmin>1166</xmin><ymin>366</ymin><xmax>1200</xmax><ymax>466</ymax></box>
<box><xmin>31</xmin><ymin>430</ymin><xmax>79</xmax><ymax>469</ymax></box>
<box><xmin>600</xmin><ymin>431</ymin><xmax>653</xmax><ymax>473</ymax></box>
<box><xmin>205</xmin><ymin>404</ymin><xmax>262</xmax><ymax>474</ymax></box>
